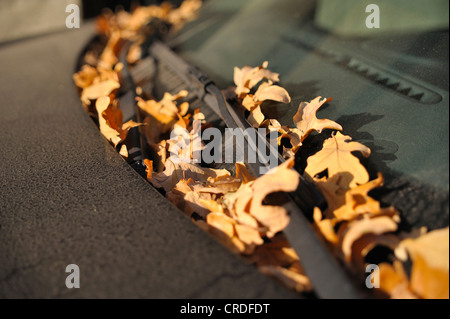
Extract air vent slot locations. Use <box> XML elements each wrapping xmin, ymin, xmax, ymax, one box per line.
<box><xmin>285</xmin><ymin>35</ymin><xmax>443</xmax><ymax>105</ymax></box>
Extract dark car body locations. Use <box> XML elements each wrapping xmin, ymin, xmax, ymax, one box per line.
<box><xmin>0</xmin><ymin>0</ymin><xmax>448</xmax><ymax>298</ymax></box>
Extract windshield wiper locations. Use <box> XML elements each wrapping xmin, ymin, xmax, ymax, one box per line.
<box><xmin>144</xmin><ymin>40</ymin><xmax>366</xmax><ymax>299</ymax></box>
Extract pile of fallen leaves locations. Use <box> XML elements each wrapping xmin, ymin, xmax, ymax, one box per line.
<box><xmin>73</xmin><ymin>1</ymin><xmax>449</xmax><ymax>298</ymax></box>
<box><xmin>228</xmin><ymin>62</ymin><xmax>449</xmax><ymax>299</ymax></box>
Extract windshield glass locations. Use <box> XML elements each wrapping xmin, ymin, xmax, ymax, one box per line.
<box><xmin>171</xmin><ymin>0</ymin><xmax>449</xmax><ymax>199</ymax></box>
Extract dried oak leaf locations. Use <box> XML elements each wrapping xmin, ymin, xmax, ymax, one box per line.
<box><xmin>249</xmin><ymin>158</ymin><xmax>300</xmax><ymax>237</ymax></box>
<box><xmin>205</xmin><ymin>209</ymin><xmax>262</xmax><ymax>254</ymax></box>
<box><xmin>378</xmin><ymin>261</ymin><xmax>418</xmax><ymax>299</ymax></box>
<box><xmin>73</xmin><ymin>65</ymin><xmax>99</xmax><ymax>89</ymax></box>
<box><xmin>144</xmin><ymin>159</ymin><xmax>153</xmax><ymax>180</ymax></box>
<box><xmin>167</xmin><ymin>0</ymin><xmax>203</xmax><ymax>31</ymax></box>
<box><xmin>95</xmin><ymin>96</ymin><xmax>122</xmax><ymax>146</ymax></box>
<box><xmin>235</xmin><ymin>162</ymin><xmax>256</xmax><ymax>183</ymax></box>
<box><xmin>95</xmin><ymin>96</ymin><xmax>141</xmax><ymax>146</ymax></box>
<box><xmin>232</xmin><ymin>62</ymin><xmax>290</xmax><ymax>127</ymax></box>
<box><xmin>206</xmin><ymin>212</ymin><xmax>250</xmax><ymax>254</ymax></box>
<box><xmin>217</xmin><ymin>160</ymin><xmax>299</xmax><ymax>247</ymax></box>
<box><xmin>202</xmin><ymin>175</ymin><xmax>242</xmax><ymax>194</ymax></box>
<box><xmin>339</xmin><ymin>215</ymin><xmax>398</xmax><ymax>263</ymax></box>
<box><xmin>119</xmin><ymin>145</ymin><xmax>128</xmax><ymax>158</ymax></box>
<box><xmin>314</xmin><ymin>173</ymin><xmax>398</xmax><ymax>222</ymax></box>
<box><xmin>225</xmin><ymin>184</ymin><xmax>260</xmax><ymax>229</ymax></box>
<box><xmin>259</xmin><ymin>119</ymin><xmax>302</xmax><ymax>155</ymax></box>
<box><xmin>149</xmin><ymin>159</ymin><xmax>230</xmax><ymax>192</ymax></box>
<box><xmin>166</xmin><ymin>120</ymin><xmax>203</xmax><ymax>163</ymax></box>
<box><xmin>313</xmin><ymin>207</ymin><xmax>339</xmax><ymax>246</ymax></box>
<box><xmin>137</xmin><ymin>90</ymin><xmax>189</xmax><ymax>134</ymax></box>
<box><xmin>350</xmin><ymin>233</ymin><xmax>400</xmax><ymax>271</ymax></box>
<box><xmin>81</xmin><ymin>79</ymin><xmax>120</xmax><ymax>105</ymax></box>
<box><xmin>397</xmin><ymin>227</ymin><xmax>449</xmax><ymax>299</ymax></box>
<box><xmin>126</xmin><ymin>42</ymin><xmax>142</xmax><ymax>65</ymax></box>
<box><xmin>98</xmin><ymin>31</ymin><xmax>127</xmax><ymax>69</ymax></box>
<box><xmin>123</xmin><ymin>5</ymin><xmax>171</xmax><ymax>34</ymax></box>
<box><xmin>305</xmin><ymin>132</ymin><xmax>371</xmax><ymax>189</ymax></box>
<box><xmin>293</xmin><ymin>96</ymin><xmax>342</xmax><ymax>142</ymax></box>
<box><xmin>242</xmin><ymin>82</ymin><xmax>291</xmax><ymax>127</ymax></box>
<box><xmin>249</xmin><ymin>235</ymin><xmax>301</xmax><ymax>268</ymax></box>
<box><xmin>234</xmin><ymin>61</ymin><xmax>280</xmax><ymax>98</ymax></box>
<box><xmin>167</xmin><ymin>178</ymin><xmax>215</xmax><ymax>217</ymax></box>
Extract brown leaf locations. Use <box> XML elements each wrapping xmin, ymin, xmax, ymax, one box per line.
<box><xmin>144</xmin><ymin>159</ymin><xmax>153</xmax><ymax>181</ymax></box>
<box><xmin>313</xmin><ymin>207</ymin><xmax>339</xmax><ymax>245</ymax></box>
<box><xmin>95</xmin><ymin>96</ymin><xmax>121</xmax><ymax>146</ymax></box>
<box><xmin>350</xmin><ymin>233</ymin><xmax>400</xmax><ymax>270</ymax></box>
<box><xmin>305</xmin><ymin>132</ymin><xmax>371</xmax><ymax>188</ymax></box>
<box><xmin>82</xmin><ymin>80</ymin><xmax>120</xmax><ymax>105</ymax></box>
<box><xmin>339</xmin><ymin>216</ymin><xmax>398</xmax><ymax>263</ymax></box>
<box><xmin>398</xmin><ymin>227</ymin><xmax>449</xmax><ymax>299</ymax></box>
<box><xmin>119</xmin><ymin>145</ymin><xmax>128</xmax><ymax>157</ymax></box>
<box><xmin>207</xmin><ymin>212</ymin><xmax>235</xmax><ymax>238</ymax></box>
<box><xmin>149</xmin><ymin>159</ymin><xmax>230</xmax><ymax>192</ymax></box>
<box><xmin>206</xmin><ymin>212</ymin><xmax>248</xmax><ymax>254</ymax></box>
<box><xmin>204</xmin><ymin>175</ymin><xmax>242</xmax><ymax>194</ymax></box>
<box><xmin>98</xmin><ymin>31</ymin><xmax>126</xmax><ymax>69</ymax></box>
<box><xmin>73</xmin><ymin>65</ymin><xmax>99</xmax><ymax>89</ymax></box>
<box><xmin>234</xmin><ymin>61</ymin><xmax>280</xmax><ymax>98</ymax></box>
<box><xmin>167</xmin><ymin>0</ymin><xmax>202</xmax><ymax>31</ymax></box>
<box><xmin>166</xmin><ymin>178</ymin><xmax>197</xmax><ymax>215</ymax></box>
<box><xmin>254</xmin><ymin>83</ymin><xmax>291</xmax><ymax>105</ymax></box>
<box><xmin>242</xmin><ymin>83</ymin><xmax>291</xmax><ymax>126</ymax></box>
<box><xmin>235</xmin><ymin>162</ymin><xmax>256</xmax><ymax>183</ymax></box>
<box><xmin>249</xmin><ymin>235</ymin><xmax>301</xmax><ymax>268</ymax></box>
<box><xmin>259</xmin><ymin>119</ymin><xmax>302</xmax><ymax>153</ymax></box>
<box><xmin>137</xmin><ymin>90</ymin><xmax>189</xmax><ymax>134</ymax></box>
<box><xmin>234</xmin><ymin>224</ymin><xmax>264</xmax><ymax>246</ymax></box>
<box><xmin>247</xmin><ymin>105</ymin><xmax>266</xmax><ymax>127</ymax></box>
<box><xmin>378</xmin><ymin>261</ymin><xmax>418</xmax><ymax>299</ymax></box>
<box><xmin>315</xmin><ymin>173</ymin><xmax>398</xmax><ymax>222</ymax></box>
<box><xmin>294</xmin><ymin>97</ymin><xmax>342</xmax><ymax>142</ymax></box>
<box><xmin>249</xmin><ymin>158</ymin><xmax>300</xmax><ymax>237</ymax></box>
<box><xmin>126</xmin><ymin>42</ymin><xmax>142</xmax><ymax>65</ymax></box>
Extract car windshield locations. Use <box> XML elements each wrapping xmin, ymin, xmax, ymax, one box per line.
<box><xmin>170</xmin><ymin>0</ymin><xmax>449</xmax><ymax>202</ymax></box>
